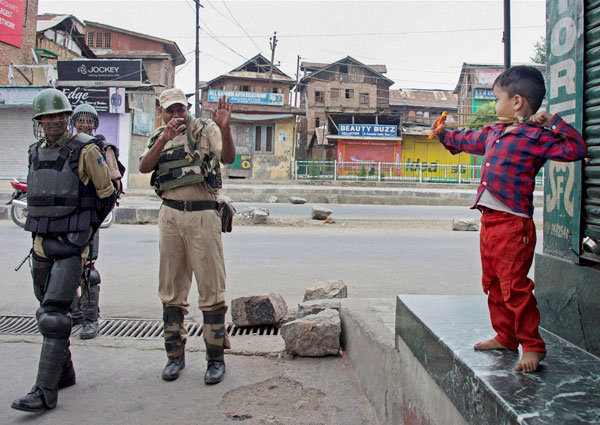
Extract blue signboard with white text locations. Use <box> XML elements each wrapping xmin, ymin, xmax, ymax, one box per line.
<box><xmin>338</xmin><ymin>124</ymin><xmax>397</xmax><ymax>138</ymax></box>
<box><xmin>208</xmin><ymin>89</ymin><xmax>284</xmax><ymax>106</ymax></box>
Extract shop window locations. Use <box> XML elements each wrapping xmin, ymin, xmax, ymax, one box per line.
<box><xmin>255</xmin><ymin>124</ymin><xmax>274</xmax><ymax>154</ymax></box>
<box><xmin>359</xmin><ymin>93</ymin><xmax>369</xmax><ymax>105</ymax></box>
<box><xmin>104</xmin><ymin>33</ymin><xmax>111</xmax><ymax>48</ymax></box>
<box><xmin>345</xmin><ymin>89</ymin><xmax>353</xmax><ymax>100</ymax></box>
<box><xmin>331</xmin><ymin>88</ymin><xmax>339</xmax><ymax>100</ymax></box>
<box><xmin>315</xmin><ymin>91</ymin><xmax>324</xmax><ymax>105</ymax></box>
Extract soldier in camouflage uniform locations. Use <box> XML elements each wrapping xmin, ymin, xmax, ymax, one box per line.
<box><xmin>139</xmin><ymin>88</ymin><xmax>235</xmax><ymax>385</ymax></box>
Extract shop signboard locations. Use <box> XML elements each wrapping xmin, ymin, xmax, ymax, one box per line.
<box><xmin>208</xmin><ymin>89</ymin><xmax>283</xmax><ymax>106</ymax></box>
<box><xmin>338</xmin><ymin>124</ymin><xmax>397</xmax><ymax>138</ymax></box>
<box><xmin>0</xmin><ymin>87</ymin><xmax>45</xmax><ymax>105</ymax></box>
<box><xmin>58</xmin><ymin>59</ymin><xmax>142</xmax><ymax>82</ymax></box>
<box><xmin>544</xmin><ymin>0</ymin><xmax>585</xmax><ymax>260</ymax></box>
<box><xmin>0</xmin><ymin>0</ymin><xmax>25</xmax><ymax>47</ymax></box>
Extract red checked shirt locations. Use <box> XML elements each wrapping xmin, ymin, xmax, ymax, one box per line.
<box><xmin>440</xmin><ymin>114</ymin><xmax>587</xmax><ymax>217</ymax></box>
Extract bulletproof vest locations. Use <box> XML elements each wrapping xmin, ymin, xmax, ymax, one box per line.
<box><xmin>151</xmin><ymin>119</ymin><xmax>222</xmax><ymax>197</ymax></box>
<box><xmin>25</xmin><ymin>133</ymin><xmax>101</xmax><ymax>234</ymax></box>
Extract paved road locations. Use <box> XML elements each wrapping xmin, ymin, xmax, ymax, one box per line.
<box><xmin>0</xmin><ymin>221</ymin><xmax>540</xmax><ymax>323</ymax></box>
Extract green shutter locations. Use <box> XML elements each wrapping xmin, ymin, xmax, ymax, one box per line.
<box><xmin>583</xmin><ymin>0</ymin><xmax>600</xmax><ymax>262</ymax></box>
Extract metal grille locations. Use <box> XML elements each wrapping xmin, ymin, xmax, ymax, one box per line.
<box><xmin>0</xmin><ymin>315</ymin><xmax>279</xmax><ymax>339</ymax></box>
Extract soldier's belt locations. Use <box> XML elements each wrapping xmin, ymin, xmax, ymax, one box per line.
<box><xmin>162</xmin><ymin>199</ymin><xmax>218</xmax><ymax>212</ymax></box>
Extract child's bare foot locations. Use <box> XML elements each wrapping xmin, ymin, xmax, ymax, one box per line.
<box><xmin>474</xmin><ymin>338</ymin><xmax>510</xmax><ymax>350</ymax></box>
<box><xmin>515</xmin><ymin>351</ymin><xmax>545</xmax><ymax>373</ymax></box>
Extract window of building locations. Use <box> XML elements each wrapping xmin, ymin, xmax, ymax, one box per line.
<box><xmin>331</xmin><ymin>88</ymin><xmax>339</xmax><ymax>100</ymax></box>
<box><xmin>359</xmin><ymin>92</ymin><xmax>369</xmax><ymax>105</ymax></box>
<box><xmin>315</xmin><ymin>90</ymin><xmax>324</xmax><ymax>105</ymax></box>
<box><xmin>254</xmin><ymin>124</ymin><xmax>274</xmax><ymax>154</ymax></box>
<box><xmin>339</xmin><ymin>64</ymin><xmax>348</xmax><ymax>74</ymax></box>
<box><xmin>104</xmin><ymin>32</ymin><xmax>111</xmax><ymax>48</ymax></box>
<box><xmin>87</xmin><ymin>32</ymin><xmax>94</xmax><ymax>47</ymax></box>
<box><xmin>272</xmin><ymin>87</ymin><xmax>281</xmax><ymax>94</ymax></box>
<box><xmin>241</xmin><ymin>85</ymin><xmax>250</xmax><ymax>92</ymax></box>
<box><xmin>345</xmin><ymin>89</ymin><xmax>354</xmax><ymax>100</ymax></box>
<box><xmin>95</xmin><ymin>32</ymin><xmax>103</xmax><ymax>48</ymax></box>
<box><xmin>315</xmin><ymin>117</ymin><xmax>320</xmax><ymax>128</ymax></box>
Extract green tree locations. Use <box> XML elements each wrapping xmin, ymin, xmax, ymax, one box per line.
<box><xmin>531</xmin><ymin>36</ymin><xmax>547</xmax><ymax>64</ymax></box>
<box><xmin>468</xmin><ymin>101</ymin><xmax>497</xmax><ymax>125</ymax></box>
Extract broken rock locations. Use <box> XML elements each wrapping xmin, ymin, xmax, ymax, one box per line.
<box><xmin>311</xmin><ymin>206</ymin><xmax>332</xmax><ymax>220</ymax></box>
<box><xmin>281</xmin><ymin>309</ymin><xmax>341</xmax><ymax>356</ymax></box>
<box><xmin>231</xmin><ymin>293</ymin><xmax>288</xmax><ymax>326</ymax></box>
<box><xmin>452</xmin><ymin>218</ymin><xmax>479</xmax><ymax>231</ymax></box>
<box><xmin>296</xmin><ymin>299</ymin><xmax>342</xmax><ymax>319</ymax></box>
<box><xmin>289</xmin><ymin>196</ymin><xmax>307</xmax><ymax>204</ymax></box>
<box><xmin>303</xmin><ymin>279</ymin><xmax>347</xmax><ymax>302</ymax></box>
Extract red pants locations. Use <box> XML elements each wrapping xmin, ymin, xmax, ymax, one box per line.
<box><xmin>479</xmin><ymin>208</ymin><xmax>546</xmax><ymax>353</ymax></box>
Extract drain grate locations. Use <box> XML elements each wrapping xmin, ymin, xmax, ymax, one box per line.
<box><xmin>0</xmin><ymin>315</ymin><xmax>279</xmax><ymax>339</ymax></box>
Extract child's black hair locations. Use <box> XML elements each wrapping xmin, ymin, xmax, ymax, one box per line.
<box><xmin>493</xmin><ymin>65</ymin><xmax>546</xmax><ymax>113</ymax></box>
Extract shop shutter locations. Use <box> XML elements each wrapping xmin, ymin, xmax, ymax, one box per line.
<box><xmin>583</xmin><ymin>0</ymin><xmax>600</xmax><ymax>262</ymax></box>
<box><xmin>0</xmin><ymin>107</ymin><xmax>34</xmax><ymax>180</ymax></box>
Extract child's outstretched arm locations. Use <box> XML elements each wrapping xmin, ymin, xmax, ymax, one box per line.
<box><xmin>436</xmin><ymin>126</ymin><xmax>491</xmax><ymax>156</ymax></box>
<box><xmin>535</xmin><ymin>113</ymin><xmax>588</xmax><ymax>162</ymax></box>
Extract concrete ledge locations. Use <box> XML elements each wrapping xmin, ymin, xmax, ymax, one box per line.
<box><xmin>396</xmin><ymin>294</ymin><xmax>600</xmax><ymax>425</ymax></box>
<box><xmin>340</xmin><ymin>298</ymin><xmax>467</xmax><ymax>425</ymax></box>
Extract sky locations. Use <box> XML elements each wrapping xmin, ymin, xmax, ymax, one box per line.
<box><xmin>38</xmin><ymin>0</ymin><xmax>547</xmax><ymax>95</ymax></box>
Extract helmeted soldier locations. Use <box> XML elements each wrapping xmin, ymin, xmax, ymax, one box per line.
<box><xmin>11</xmin><ymin>89</ymin><xmax>116</xmax><ymax>413</ymax></box>
<box><xmin>138</xmin><ymin>88</ymin><xmax>235</xmax><ymax>385</ymax></box>
<box><xmin>69</xmin><ymin>103</ymin><xmax>125</xmax><ymax>339</ymax></box>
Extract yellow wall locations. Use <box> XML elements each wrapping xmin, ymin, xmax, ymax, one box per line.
<box><xmin>401</xmin><ymin>134</ymin><xmax>476</xmax><ymax>180</ymax></box>
<box><xmin>252</xmin><ymin>117</ymin><xmax>296</xmax><ymax>180</ymax></box>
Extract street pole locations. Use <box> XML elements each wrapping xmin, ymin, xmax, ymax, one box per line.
<box><xmin>194</xmin><ymin>0</ymin><xmax>203</xmax><ymax>117</ymax></box>
<box><xmin>294</xmin><ymin>55</ymin><xmax>300</xmax><ymax>107</ymax></box>
<box><xmin>503</xmin><ymin>0</ymin><xmax>511</xmax><ymax>69</ymax></box>
<box><xmin>269</xmin><ymin>31</ymin><xmax>278</xmax><ymax>92</ymax></box>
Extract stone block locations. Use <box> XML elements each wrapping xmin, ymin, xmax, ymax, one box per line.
<box><xmin>289</xmin><ymin>196</ymin><xmax>307</xmax><ymax>204</ymax></box>
<box><xmin>303</xmin><ymin>280</ymin><xmax>347</xmax><ymax>302</ymax></box>
<box><xmin>311</xmin><ymin>206</ymin><xmax>332</xmax><ymax>220</ymax></box>
<box><xmin>452</xmin><ymin>218</ymin><xmax>479</xmax><ymax>231</ymax></box>
<box><xmin>281</xmin><ymin>309</ymin><xmax>341</xmax><ymax>356</ymax></box>
<box><xmin>296</xmin><ymin>299</ymin><xmax>342</xmax><ymax>319</ymax></box>
<box><xmin>231</xmin><ymin>293</ymin><xmax>288</xmax><ymax>326</ymax></box>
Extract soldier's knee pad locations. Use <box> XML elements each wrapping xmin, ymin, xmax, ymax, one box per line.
<box><xmin>42</xmin><ymin>256</ymin><xmax>82</xmax><ymax>307</ymax></box>
<box><xmin>36</xmin><ymin>306</ymin><xmax>71</xmax><ymax>339</ymax></box>
<box><xmin>31</xmin><ymin>253</ymin><xmax>52</xmax><ymax>302</ymax></box>
<box><xmin>163</xmin><ymin>305</ymin><xmax>183</xmax><ymax>324</ymax></box>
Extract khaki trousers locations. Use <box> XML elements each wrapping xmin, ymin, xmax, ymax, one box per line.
<box><xmin>158</xmin><ymin>204</ymin><xmax>226</xmax><ymax>315</ymax></box>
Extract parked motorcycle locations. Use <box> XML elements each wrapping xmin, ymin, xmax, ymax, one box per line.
<box><xmin>6</xmin><ymin>179</ymin><xmax>114</xmax><ymax>228</ymax></box>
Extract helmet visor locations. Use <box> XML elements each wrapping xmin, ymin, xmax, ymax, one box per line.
<box><xmin>71</xmin><ymin>111</ymin><xmax>98</xmax><ymax>136</ymax></box>
<box><xmin>33</xmin><ymin>114</ymin><xmax>69</xmax><ymax>140</ymax></box>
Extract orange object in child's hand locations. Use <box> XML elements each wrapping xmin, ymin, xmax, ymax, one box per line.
<box><xmin>429</xmin><ymin>111</ymin><xmax>447</xmax><ymax>139</ymax></box>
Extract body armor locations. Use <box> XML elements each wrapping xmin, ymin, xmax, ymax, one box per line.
<box><xmin>25</xmin><ymin>133</ymin><xmax>103</xmax><ymax>234</ymax></box>
<box><xmin>150</xmin><ymin>119</ymin><xmax>222</xmax><ymax>197</ymax></box>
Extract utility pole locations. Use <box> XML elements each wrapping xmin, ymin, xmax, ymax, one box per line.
<box><xmin>269</xmin><ymin>31</ymin><xmax>278</xmax><ymax>92</ymax></box>
<box><xmin>503</xmin><ymin>0</ymin><xmax>511</xmax><ymax>69</ymax></box>
<box><xmin>194</xmin><ymin>0</ymin><xmax>203</xmax><ymax>117</ymax></box>
<box><xmin>294</xmin><ymin>55</ymin><xmax>300</xmax><ymax>108</ymax></box>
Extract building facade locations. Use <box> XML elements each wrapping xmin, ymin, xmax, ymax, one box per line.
<box><xmin>201</xmin><ymin>54</ymin><xmax>304</xmax><ymax>180</ymax></box>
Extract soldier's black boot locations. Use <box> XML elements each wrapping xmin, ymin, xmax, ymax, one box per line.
<box><xmin>58</xmin><ymin>346</ymin><xmax>76</xmax><ymax>389</ymax></box>
<box><xmin>162</xmin><ymin>353</ymin><xmax>185</xmax><ymax>381</ymax></box>
<box><xmin>161</xmin><ymin>305</ymin><xmax>186</xmax><ymax>381</ymax></box>
<box><xmin>202</xmin><ymin>309</ymin><xmax>230</xmax><ymax>385</ymax></box>
<box><xmin>79</xmin><ymin>279</ymin><xmax>100</xmax><ymax>339</ymax></box>
<box><xmin>12</xmin><ymin>337</ymin><xmax>67</xmax><ymax>412</ymax></box>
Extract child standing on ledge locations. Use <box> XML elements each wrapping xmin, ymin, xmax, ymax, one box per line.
<box><xmin>432</xmin><ymin>65</ymin><xmax>587</xmax><ymax>372</ymax></box>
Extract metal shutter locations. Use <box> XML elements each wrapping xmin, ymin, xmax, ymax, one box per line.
<box><xmin>0</xmin><ymin>107</ymin><xmax>34</xmax><ymax>180</ymax></box>
<box><xmin>583</xmin><ymin>0</ymin><xmax>600</xmax><ymax>262</ymax></box>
